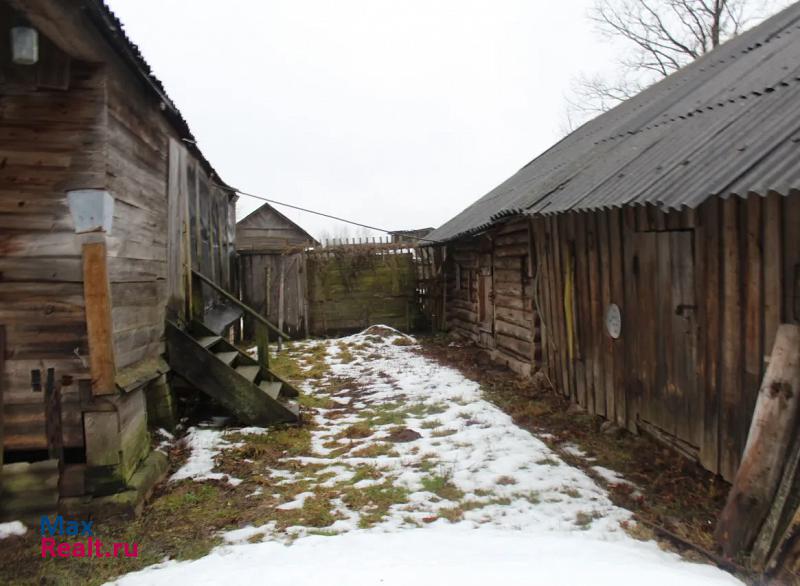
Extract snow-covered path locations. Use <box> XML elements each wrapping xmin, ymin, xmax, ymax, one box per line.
<box><xmin>111</xmin><ymin>327</ymin><xmax>740</xmax><ymax>585</ymax></box>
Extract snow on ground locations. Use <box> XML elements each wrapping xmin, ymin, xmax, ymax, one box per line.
<box><xmin>0</xmin><ymin>521</ymin><xmax>27</xmax><ymax>540</ymax></box>
<box><xmin>111</xmin><ymin>326</ymin><xmax>740</xmax><ymax>585</ymax></box>
<box><xmin>592</xmin><ymin>465</ymin><xmax>636</xmax><ymax>487</ymax></box>
<box><xmin>170</xmin><ymin>426</ymin><xmax>243</xmax><ymax>486</ymax></box>
<box><xmin>113</xmin><ymin>527</ymin><xmax>740</xmax><ymax>586</ymax></box>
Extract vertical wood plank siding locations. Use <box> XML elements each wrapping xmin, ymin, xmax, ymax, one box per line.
<box><xmin>442</xmin><ymin>193</ymin><xmax>800</xmax><ymax>481</ymax></box>
<box><xmin>239</xmin><ymin>252</ymin><xmax>307</xmax><ymax>338</ymax></box>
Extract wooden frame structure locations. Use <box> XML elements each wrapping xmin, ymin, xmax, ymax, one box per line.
<box><xmin>0</xmin><ymin>0</ymin><xmax>238</xmax><ymax>519</ymax></box>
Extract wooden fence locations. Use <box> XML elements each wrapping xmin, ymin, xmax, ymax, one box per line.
<box><xmin>304</xmin><ymin>238</ymin><xmax>434</xmax><ymax>336</ymax></box>
<box><xmin>239</xmin><ymin>251</ymin><xmax>308</xmax><ymax>339</ymax></box>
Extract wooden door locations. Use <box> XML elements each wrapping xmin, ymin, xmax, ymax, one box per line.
<box><xmin>629</xmin><ymin>230</ymin><xmax>701</xmax><ymax>448</ymax></box>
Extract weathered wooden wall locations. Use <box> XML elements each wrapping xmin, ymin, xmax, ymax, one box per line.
<box><xmin>533</xmin><ymin>193</ymin><xmax>797</xmax><ymax>481</ymax></box>
<box><xmin>239</xmin><ymin>252</ymin><xmax>308</xmax><ymax>338</ymax></box>
<box><xmin>441</xmin><ymin>193</ymin><xmax>800</xmax><ymax>481</ymax></box>
<box><xmin>444</xmin><ymin>218</ymin><xmax>540</xmax><ymax>376</ymax></box>
<box><xmin>306</xmin><ymin>245</ymin><xmax>421</xmax><ymax>336</ymax></box>
<box><xmin>0</xmin><ymin>4</ymin><xmax>101</xmax><ymax>453</ymax></box>
<box><xmin>236</xmin><ymin>204</ymin><xmax>314</xmax><ymax>252</ymax></box>
<box><xmin>0</xmin><ymin>0</ymin><xmax>235</xmax><ymax>502</ymax></box>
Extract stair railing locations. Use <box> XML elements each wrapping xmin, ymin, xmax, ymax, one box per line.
<box><xmin>191</xmin><ymin>269</ymin><xmax>290</xmax><ymax>373</ymax></box>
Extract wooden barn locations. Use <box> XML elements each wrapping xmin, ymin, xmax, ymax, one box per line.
<box><xmin>427</xmin><ymin>3</ymin><xmax>800</xmax><ymax>483</ymax></box>
<box><xmin>237</xmin><ymin>203</ymin><xmax>318</xmax><ymax>339</ymax></box>
<box><xmin>0</xmin><ymin>0</ymin><xmax>298</xmax><ymax>520</ymax></box>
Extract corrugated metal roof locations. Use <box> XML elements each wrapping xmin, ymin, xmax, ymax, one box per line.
<box><xmin>429</xmin><ymin>1</ymin><xmax>800</xmax><ymax>242</ymax></box>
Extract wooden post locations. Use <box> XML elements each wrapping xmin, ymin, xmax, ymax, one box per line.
<box><xmin>256</xmin><ymin>322</ymin><xmax>269</xmax><ymax>373</ymax></box>
<box><xmin>82</xmin><ymin>240</ymin><xmax>116</xmax><ymax>395</ymax></box>
<box><xmin>715</xmin><ymin>324</ymin><xmax>800</xmax><ymax>558</ymax></box>
<box><xmin>44</xmin><ymin>368</ymin><xmax>63</xmax><ymax>466</ymax></box>
<box><xmin>191</xmin><ymin>270</ymin><xmax>205</xmax><ymax>323</ymax></box>
<box><xmin>278</xmin><ymin>256</ymin><xmax>285</xmax><ymax>352</ymax></box>
<box><xmin>258</xmin><ymin>265</ymin><xmax>270</xmax><ymax>372</ymax></box>
<box><xmin>0</xmin><ymin>325</ymin><xmax>5</xmax><ymax>499</ymax></box>
<box><xmin>302</xmin><ymin>253</ymin><xmax>310</xmax><ymax>338</ymax></box>
<box><xmin>751</xmin><ymin>429</ymin><xmax>800</xmax><ymax>571</ymax></box>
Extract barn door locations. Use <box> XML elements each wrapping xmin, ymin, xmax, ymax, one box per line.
<box><xmin>629</xmin><ymin>230</ymin><xmax>701</xmax><ymax>449</ymax></box>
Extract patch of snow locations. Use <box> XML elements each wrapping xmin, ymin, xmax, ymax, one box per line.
<box><xmin>0</xmin><ymin>521</ymin><xmax>26</xmax><ymax>539</ymax></box>
<box><xmin>110</xmin><ymin>526</ymin><xmax>741</xmax><ymax>586</ymax></box>
<box><xmin>156</xmin><ymin>428</ymin><xmax>175</xmax><ymax>441</ymax></box>
<box><xmin>113</xmin><ymin>326</ymin><xmax>739</xmax><ymax>584</ymax></box>
<box><xmin>276</xmin><ymin>492</ymin><xmax>315</xmax><ymax>510</ymax></box>
<box><xmin>592</xmin><ymin>465</ymin><xmax>635</xmax><ymax>487</ymax></box>
<box><xmin>170</xmin><ymin>427</ymin><xmax>241</xmax><ymax>486</ymax></box>
<box><xmin>560</xmin><ymin>443</ymin><xmax>587</xmax><ymax>458</ymax></box>
<box><xmin>222</xmin><ymin>522</ymin><xmax>275</xmax><ymax>544</ymax></box>
<box><xmin>230</xmin><ymin>426</ymin><xmax>270</xmax><ymax>436</ymax></box>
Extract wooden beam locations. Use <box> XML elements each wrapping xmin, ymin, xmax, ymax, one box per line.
<box><xmin>0</xmin><ymin>325</ymin><xmax>5</xmax><ymax>499</ymax></box>
<box><xmin>715</xmin><ymin>324</ymin><xmax>800</xmax><ymax>558</ymax></box>
<box><xmin>192</xmin><ymin>269</ymin><xmax>289</xmax><ymax>340</ymax></box>
<box><xmin>82</xmin><ymin>240</ymin><xmax>116</xmax><ymax>396</ymax></box>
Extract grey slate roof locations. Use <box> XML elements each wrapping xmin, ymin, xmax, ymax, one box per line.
<box><xmin>428</xmin><ymin>1</ymin><xmax>800</xmax><ymax>243</ymax></box>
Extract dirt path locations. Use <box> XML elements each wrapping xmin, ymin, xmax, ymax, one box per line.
<box><xmin>0</xmin><ymin>327</ymin><xmax>742</xmax><ymax>586</ymax></box>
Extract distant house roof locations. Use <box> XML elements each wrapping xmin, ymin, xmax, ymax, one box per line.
<box><xmin>389</xmin><ymin>228</ymin><xmax>435</xmax><ymax>242</ymax></box>
<box><xmin>429</xmin><ymin>2</ymin><xmax>800</xmax><ymax>243</ymax></box>
<box><xmin>236</xmin><ymin>203</ymin><xmax>319</xmax><ymax>251</ymax></box>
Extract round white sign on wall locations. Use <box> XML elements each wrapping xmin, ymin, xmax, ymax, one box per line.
<box><xmin>605</xmin><ymin>303</ymin><xmax>622</xmax><ymax>339</ymax></box>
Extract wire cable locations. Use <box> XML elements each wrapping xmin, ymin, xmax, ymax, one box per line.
<box><xmin>225</xmin><ymin>185</ymin><xmax>440</xmax><ymax>244</ymax></box>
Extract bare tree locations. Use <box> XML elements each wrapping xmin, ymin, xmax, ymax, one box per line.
<box><xmin>564</xmin><ymin>0</ymin><xmax>786</xmax><ymax>129</ymax></box>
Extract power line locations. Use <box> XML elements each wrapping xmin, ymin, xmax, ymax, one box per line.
<box><xmin>228</xmin><ymin>186</ymin><xmax>440</xmax><ymax>243</ymax></box>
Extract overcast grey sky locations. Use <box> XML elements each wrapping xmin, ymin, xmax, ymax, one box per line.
<box><xmin>103</xmin><ymin>1</ymin><xmax>628</xmax><ymax>238</ymax></box>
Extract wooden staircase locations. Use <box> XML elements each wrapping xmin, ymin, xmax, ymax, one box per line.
<box><xmin>165</xmin><ymin>270</ymin><xmax>301</xmax><ymax>426</ymax></box>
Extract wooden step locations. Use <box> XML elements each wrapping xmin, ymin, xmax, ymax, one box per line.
<box><xmin>214</xmin><ymin>351</ymin><xmax>239</xmax><ymax>365</ymax></box>
<box><xmin>283</xmin><ymin>400</ymin><xmax>300</xmax><ymax>417</ymax></box>
<box><xmin>259</xmin><ymin>381</ymin><xmax>282</xmax><ymax>400</ymax></box>
<box><xmin>197</xmin><ymin>336</ymin><xmax>222</xmax><ymax>349</ymax></box>
<box><xmin>167</xmin><ymin>322</ymin><xmax>299</xmax><ymax>426</ymax></box>
<box><xmin>235</xmin><ymin>365</ymin><xmax>260</xmax><ymax>382</ymax></box>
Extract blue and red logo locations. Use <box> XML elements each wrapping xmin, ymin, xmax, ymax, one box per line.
<box><xmin>40</xmin><ymin>516</ymin><xmax>138</xmax><ymax>558</ymax></box>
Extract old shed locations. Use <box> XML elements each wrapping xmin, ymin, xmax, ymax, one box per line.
<box><xmin>0</xmin><ymin>0</ymin><xmax>298</xmax><ymax>521</ymax></box>
<box><xmin>236</xmin><ymin>203</ymin><xmax>318</xmax><ymax>338</ymax></box>
<box><xmin>427</xmin><ymin>2</ymin><xmax>800</xmax><ymax>483</ymax></box>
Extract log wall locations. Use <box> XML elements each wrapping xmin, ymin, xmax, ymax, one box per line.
<box><xmin>0</xmin><ymin>11</ymin><xmax>102</xmax><ymax>452</ymax></box>
<box><xmin>444</xmin><ymin>218</ymin><xmax>540</xmax><ymax>376</ymax></box>
<box><xmin>0</xmin><ymin>0</ymin><xmax>235</xmax><ymax>466</ymax></box>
